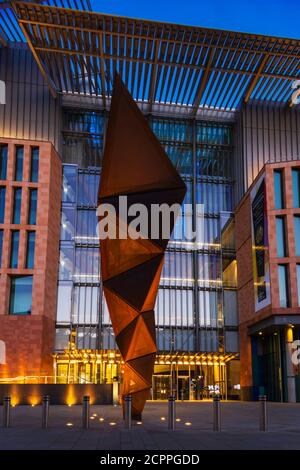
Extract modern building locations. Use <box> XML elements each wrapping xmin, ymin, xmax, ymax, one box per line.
<box><xmin>0</xmin><ymin>0</ymin><xmax>300</xmax><ymax>402</ymax></box>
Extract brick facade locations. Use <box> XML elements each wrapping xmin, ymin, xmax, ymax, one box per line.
<box><xmin>0</xmin><ymin>138</ymin><xmax>61</xmax><ymax>379</ymax></box>
<box><xmin>236</xmin><ymin>161</ymin><xmax>300</xmax><ymax>396</ymax></box>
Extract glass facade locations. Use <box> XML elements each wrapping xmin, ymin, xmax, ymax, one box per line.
<box><xmin>10</xmin><ymin>230</ymin><xmax>19</xmax><ymax>268</ymax></box>
<box><xmin>292</xmin><ymin>168</ymin><xmax>300</xmax><ymax>208</ymax></box>
<box><xmin>28</xmin><ymin>189</ymin><xmax>37</xmax><ymax>225</ymax></box>
<box><xmin>0</xmin><ymin>144</ymin><xmax>8</xmax><ymax>180</ymax></box>
<box><xmin>12</xmin><ymin>188</ymin><xmax>22</xmax><ymax>224</ymax></box>
<box><xmin>9</xmin><ymin>276</ymin><xmax>33</xmax><ymax>315</ymax></box>
<box><xmin>30</xmin><ymin>147</ymin><xmax>39</xmax><ymax>182</ymax></box>
<box><xmin>0</xmin><ymin>229</ymin><xmax>3</xmax><ymax>267</ymax></box>
<box><xmin>295</xmin><ymin>216</ymin><xmax>300</xmax><ymax>257</ymax></box>
<box><xmin>0</xmin><ymin>186</ymin><xmax>5</xmax><ymax>223</ymax></box>
<box><xmin>26</xmin><ymin>231</ymin><xmax>36</xmax><ymax>269</ymax></box>
<box><xmin>274</xmin><ymin>170</ymin><xmax>284</xmax><ymax>209</ymax></box>
<box><xmin>15</xmin><ymin>146</ymin><xmax>24</xmax><ymax>181</ymax></box>
<box><xmin>56</xmin><ymin>111</ymin><xmax>237</xmax><ymax>361</ymax></box>
<box><xmin>276</xmin><ymin>217</ymin><xmax>286</xmax><ymax>258</ymax></box>
<box><xmin>278</xmin><ymin>265</ymin><xmax>289</xmax><ymax>307</ymax></box>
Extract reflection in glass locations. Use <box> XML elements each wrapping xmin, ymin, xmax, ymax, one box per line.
<box><xmin>0</xmin><ymin>186</ymin><xmax>5</xmax><ymax>223</ymax></box>
<box><xmin>26</xmin><ymin>231</ymin><xmax>36</xmax><ymax>269</ymax></box>
<box><xmin>0</xmin><ymin>229</ymin><xmax>3</xmax><ymax>267</ymax></box>
<box><xmin>12</xmin><ymin>188</ymin><xmax>22</xmax><ymax>224</ymax></box>
<box><xmin>59</xmin><ymin>242</ymin><xmax>74</xmax><ymax>280</ymax></box>
<box><xmin>28</xmin><ymin>189</ymin><xmax>37</xmax><ymax>225</ymax></box>
<box><xmin>292</xmin><ymin>168</ymin><xmax>300</xmax><ymax>208</ymax></box>
<box><xmin>62</xmin><ymin>166</ymin><xmax>77</xmax><ymax>203</ymax></box>
<box><xmin>56</xmin><ymin>283</ymin><xmax>73</xmax><ymax>323</ymax></box>
<box><xmin>276</xmin><ymin>217</ymin><xmax>286</xmax><ymax>257</ymax></box>
<box><xmin>0</xmin><ymin>145</ymin><xmax>8</xmax><ymax>180</ymax></box>
<box><xmin>274</xmin><ymin>170</ymin><xmax>284</xmax><ymax>209</ymax></box>
<box><xmin>30</xmin><ymin>147</ymin><xmax>39</xmax><ymax>182</ymax></box>
<box><xmin>61</xmin><ymin>207</ymin><xmax>75</xmax><ymax>241</ymax></box>
<box><xmin>278</xmin><ymin>265</ymin><xmax>289</xmax><ymax>307</ymax></box>
<box><xmin>10</xmin><ymin>230</ymin><xmax>19</xmax><ymax>268</ymax></box>
<box><xmin>295</xmin><ymin>216</ymin><xmax>300</xmax><ymax>256</ymax></box>
<box><xmin>15</xmin><ymin>146</ymin><xmax>24</xmax><ymax>181</ymax></box>
<box><xmin>9</xmin><ymin>276</ymin><xmax>33</xmax><ymax>315</ymax></box>
<box><xmin>297</xmin><ymin>265</ymin><xmax>300</xmax><ymax>307</ymax></box>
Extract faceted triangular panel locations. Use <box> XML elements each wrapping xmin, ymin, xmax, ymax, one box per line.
<box><xmin>103</xmin><ymin>287</ymin><xmax>140</xmax><ymax>336</ymax></box>
<box><xmin>104</xmin><ymin>254</ymin><xmax>164</xmax><ymax>311</ymax></box>
<box><xmin>99</xmin><ymin>75</ymin><xmax>185</xmax><ymax>199</ymax></box>
<box><xmin>125</xmin><ymin>314</ymin><xmax>157</xmax><ymax>361</ymax></box>
<box><xmin>127</xmin><ymin>352</ymin><xmax>156</xmax><ymax>384</ymax></box>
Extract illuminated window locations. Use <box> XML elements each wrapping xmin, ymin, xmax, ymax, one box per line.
<box><xmin>12</xmin><ymin>188</ymin><xmax>22</xmax><ymax>224</ymax></box>
<box><xmin>15</xmin><ymin>146</ymin><xmax>24</xmax><ymax>182</ymax></box>
<box><xmin>28</xmin><ymin>189</ymin><xmax>37</xmax><ymax>225</ymax></box>
<box><xmin>26</xmin><ymin>231</ymin><xmax>36</xmax><ymax>269</ymax></box>
<box><xmin>292</xmin><ymin>168</ymin><xmax>300</xmax><ymax>208</ymax></box>
<box><xmin>10</xmin><ymin>231</ymin><xmax>19</xmax><ymax>268</ymax></box>
<box><xmin>30</xmin><ymin>147</ymin><xmax>39</xmax><ymax>182</ymax></box>
<box><xmin>9</xmin><ymin>276</ymin><xmax>33</xmax><ymax>315</ymax></box>
<box><xmin>0</xmin><ymin>145</ymin><xmax>8</xmax><ymax>180</ymax></box>
<box><xmin>274</xmin><ymin>170</ymin><xmax>284</xmax><ymax>209</ymax></box>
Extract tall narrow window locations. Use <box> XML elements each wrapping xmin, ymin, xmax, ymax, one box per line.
<box><xmin>294</xmin><ymin>216</ymin><xmax>300</xmax><ymax>257</ymax></box>
<box><xmin>12</xmin><ymin>188</ymin><xmax>22</xmax><ymax>224</ymax></box>
<box><xmin>10</xmin><ymin>231</ymin><xmax>19</xmax><ymax>268</ymax></box>
<box><xmin>15</xmin><ymin>146</ymin><xmax>24</xmax><ymax>182</ymax></box>
<box><xmin>0</xmin><ymin>144</ymin><xmax>8</xmax><ymax>180</ymax></box>
<box><xmin>0</xmin><ymin>229</ymin><xmax>3</xmax><ymax>267</ymax></box>
<box><xmin>26</xmin><ymin>231</ymin><xmax>36</xmax><ymax>269</ymax></box>
<box><xmin>30</xmin><ymin>147</ymin><xmax>39</xmax><ymax>182</ymax></box>
<box><xmin>297</xmin><ymin>265</ymin><xmax>300</xmax><ymax>307</ymax></box>
<box><xmin>0</xmin><ymin>186</ymin><xmax>5</xmax><ymax>223</ymax></box>
<box><xmin>274</xmin><ymin>169</ymin><xmax>284</xmax><ymax>209</ymax></box>
<box><xmin>9</xmin><ymin>276</ymin><xmax>33</xmax><ymax>315</ymax></box>
<box><xmin>276</xmin><ymin>216</ymin><xmax>287</xmax><ymax>257</ymax></box>
<box><xmin>28</xmin><ymin>189</ymin><xmax>37</xmax><ymax>225</ymax></box>
<box><xmin>292</xmin><ymin>168</ymin><xmax>300</xmax><ymax>208</ymax></box>
<box><xmin>278</xmin><ymin>264</ymin><xmax>289</xmax><ymax>307</ymax></box>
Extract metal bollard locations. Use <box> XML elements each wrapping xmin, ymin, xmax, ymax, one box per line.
<box><xmin>259</xmin><ymin>395</ymin><xmax>267</xmax><ymax>431</ymax></box>
<box><xmin>168</xmin><ymin>395</ymin><xmax>176</xmax><ymax>430</ymax></box>
<box><xmin>124</xmin><ymin>395</ymin><xmax>132</xmax><ymax>429</ymax></box>
<box><xmin>3</xmin><ymin>396</ymin><xmax>11</xmax><ymax>428</ymax></box>
<box><xmin>82</xmin><ymin>395</ymin><xmax>90</xmax><ymax>429</ymax></box>
<box><xmin>42</xmin><ymin>395</ymin><xmax>50</xmax><ymax>429</ymax></box>
<box><xmin>213</xmin><ymin>395</ymin><xmax>221</xmax><ymax>432</ymax></box>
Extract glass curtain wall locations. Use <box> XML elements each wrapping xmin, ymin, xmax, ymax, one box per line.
<box><xmin>56</xmin><ymin>110</ymin><xmax>236</xmax><ymax>363</ymax></box>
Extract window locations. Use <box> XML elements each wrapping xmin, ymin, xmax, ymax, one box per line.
<box><xmin>0</xmin><ymin>186</ymin><xmax>5</xmax><ymax>223</ymax></box>
<box><xmin>0</xmin><ymin>230</ymin><xmax>3</xmax><ymax>267</ymax></box>
<box><xmin>10</xmin><ymin>231</ymin><xmax>19</xmax><ymax>268</ymax></box>
<box><xmin>0</xmin><ymin>145</ymin><xmax>8</xmax><ymax>180</ymax></box>
<box><xmin>292</xmin><ymin>168</ymin><xmax>300</xmax><ymax>208</ymax></box>
<box><xmin>12</xmin><ymin>188</ymin><xmax>22</xmax><ymax>224</ymax></box>
<box><xmin>62</xmin><ymin>166</ymin><xmax>77</xmax><ymax>203</ymax></box>
<box><xmin>295</xmin><ymin>216</ymin><xmax>300</xmax><ymax>257</ymax></box>
<box><xmin>278</xmin><ymin>265</ymin><xmax>289</xmax><ymax>307</ymax></box>
<box><xmin>26</xmin><ymin>231</ymin><xmax>36</xmax><ymax>269</ymax></box>
<box><xmin>297</xmin><ymin>265</ymin><xmax>300</xmax><ymax>307</ymax></box>
<box><xmin>274</xmin><ymin>170</ymin><xmax>284</xmax><ymax>209</ymax></box>
<box><xmin>9</xmin><ymin>276</ymin><xmax>33</xmax><ymax>315</ymax></box>
<box><xmin>276</xmin><ymin>217</ymin><xmax>287</xmax><ymax>257</ymax></box>
<box><xmin>15</xmin><ymin>146</ymin><xmax>24</xmax><ymax>181</ymax></box>
<box><xmin>30</xmin><ymin>147</ymin><xmax>39</xmax><ymax>182</ymax></box>
<box><xmin>28</xmin><ymin>189</ymin><xmax>37</xmax><ymax>225</ymax></box>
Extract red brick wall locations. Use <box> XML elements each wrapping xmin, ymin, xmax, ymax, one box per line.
<box><xmin>0</xmin><ymin>139</ymin><xmax>61</xmax><ymax>380</ymax></box>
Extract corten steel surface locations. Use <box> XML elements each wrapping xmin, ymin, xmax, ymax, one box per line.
<box><xmin>98</xmin><ymin>75</ymin><xmax>186</xmax><ymax>419</ymax></box>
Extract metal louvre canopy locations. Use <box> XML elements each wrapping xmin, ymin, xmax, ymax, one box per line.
<box><xmin>0</xmin><ymin>0</ymin><xmax>92</xmax><ymax>44</ymax></box>
<box><xmin>11</xmin><ymin>1</ymin><xmax>300</xmax><ymax>115</ymax></box>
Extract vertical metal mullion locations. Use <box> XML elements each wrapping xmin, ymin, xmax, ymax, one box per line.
<box><xmin>192</xmin><ymin>119</ymin><xmax>200</xmax><ymax>352</ymax></box>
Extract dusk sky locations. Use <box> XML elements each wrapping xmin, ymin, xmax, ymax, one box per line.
<box><xmin>91</xmin><ymin>0</ymin><xmax>300</xmax><ymax>39</ymax></box>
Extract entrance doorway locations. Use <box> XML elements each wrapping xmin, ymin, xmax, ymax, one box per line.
<box><xmin>152</xmin><ymin>375</ymin><xmax>171</xmax><ymax>399</ymax></box>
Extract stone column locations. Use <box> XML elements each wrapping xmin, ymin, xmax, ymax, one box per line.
<box><xmin>285</xmin><ymin>326</ymin><xmax>296</xmax><ymax>403</ymax></box>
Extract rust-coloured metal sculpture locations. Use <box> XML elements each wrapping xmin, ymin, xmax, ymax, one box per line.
<box><xmin>98</xmin><ymin>75</ymin><xmax>186</xmax><ymax>419</ymax></box>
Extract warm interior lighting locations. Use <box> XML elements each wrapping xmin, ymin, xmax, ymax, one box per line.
<box><xmin>99</xmin><ymin>418</ymin><xmax>104</xmax><ymax>422</ymax></box>
<box><xmin>160</xmin><ymin>417</ymin><xmax>166</xmax><ymax>421</ymax></box>
<box><xmin>66</xmin><ymin>423</ymin><xmax>73</xmax><ymax>427</ymax></box>
<box><xmin>109</xmin><ymin>422</ymin><xmax>116</xmax><ymax>426</ymax></box>
<box><xmin>185</xmin><ymin>422</ymin><xmax>192</xmax><ymax>426</ymax></box>
<box><xmin>176</xmin><ymin>418</ymin><xmax>181</xmax><ymax>422</ymax></box>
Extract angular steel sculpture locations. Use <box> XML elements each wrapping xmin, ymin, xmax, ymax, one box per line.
<box><xmin>98</xmin><ymin>75</ymin><xmax>186</xmax><ymax>419</ymax></box>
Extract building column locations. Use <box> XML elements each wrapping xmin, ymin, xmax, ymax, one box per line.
<box><xmin>285</xmin><ymin>326</ymin><xmax>296</xmax><ymax>403</ymax></box>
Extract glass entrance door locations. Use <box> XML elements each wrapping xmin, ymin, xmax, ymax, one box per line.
<box><xmin>178</xmin><ymin>376</ymin><xmax>190</xmax><ymax>400</ymax></box>
<box><xmin>152</xmin><ymin>375</ymin><xmax>171</xmax><ymax>399</ymax></box>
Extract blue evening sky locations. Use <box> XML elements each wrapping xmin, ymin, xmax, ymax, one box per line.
<box><xmin>91</xmin><ymin>0</ymin><xmax>300</xmax><ymax>39</ymax></box>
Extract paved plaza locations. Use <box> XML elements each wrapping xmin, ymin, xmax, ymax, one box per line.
<box><xmin>0</xmin><ymin>401</ymin><xmax>300</xmax><ymax>450</ymax></box>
